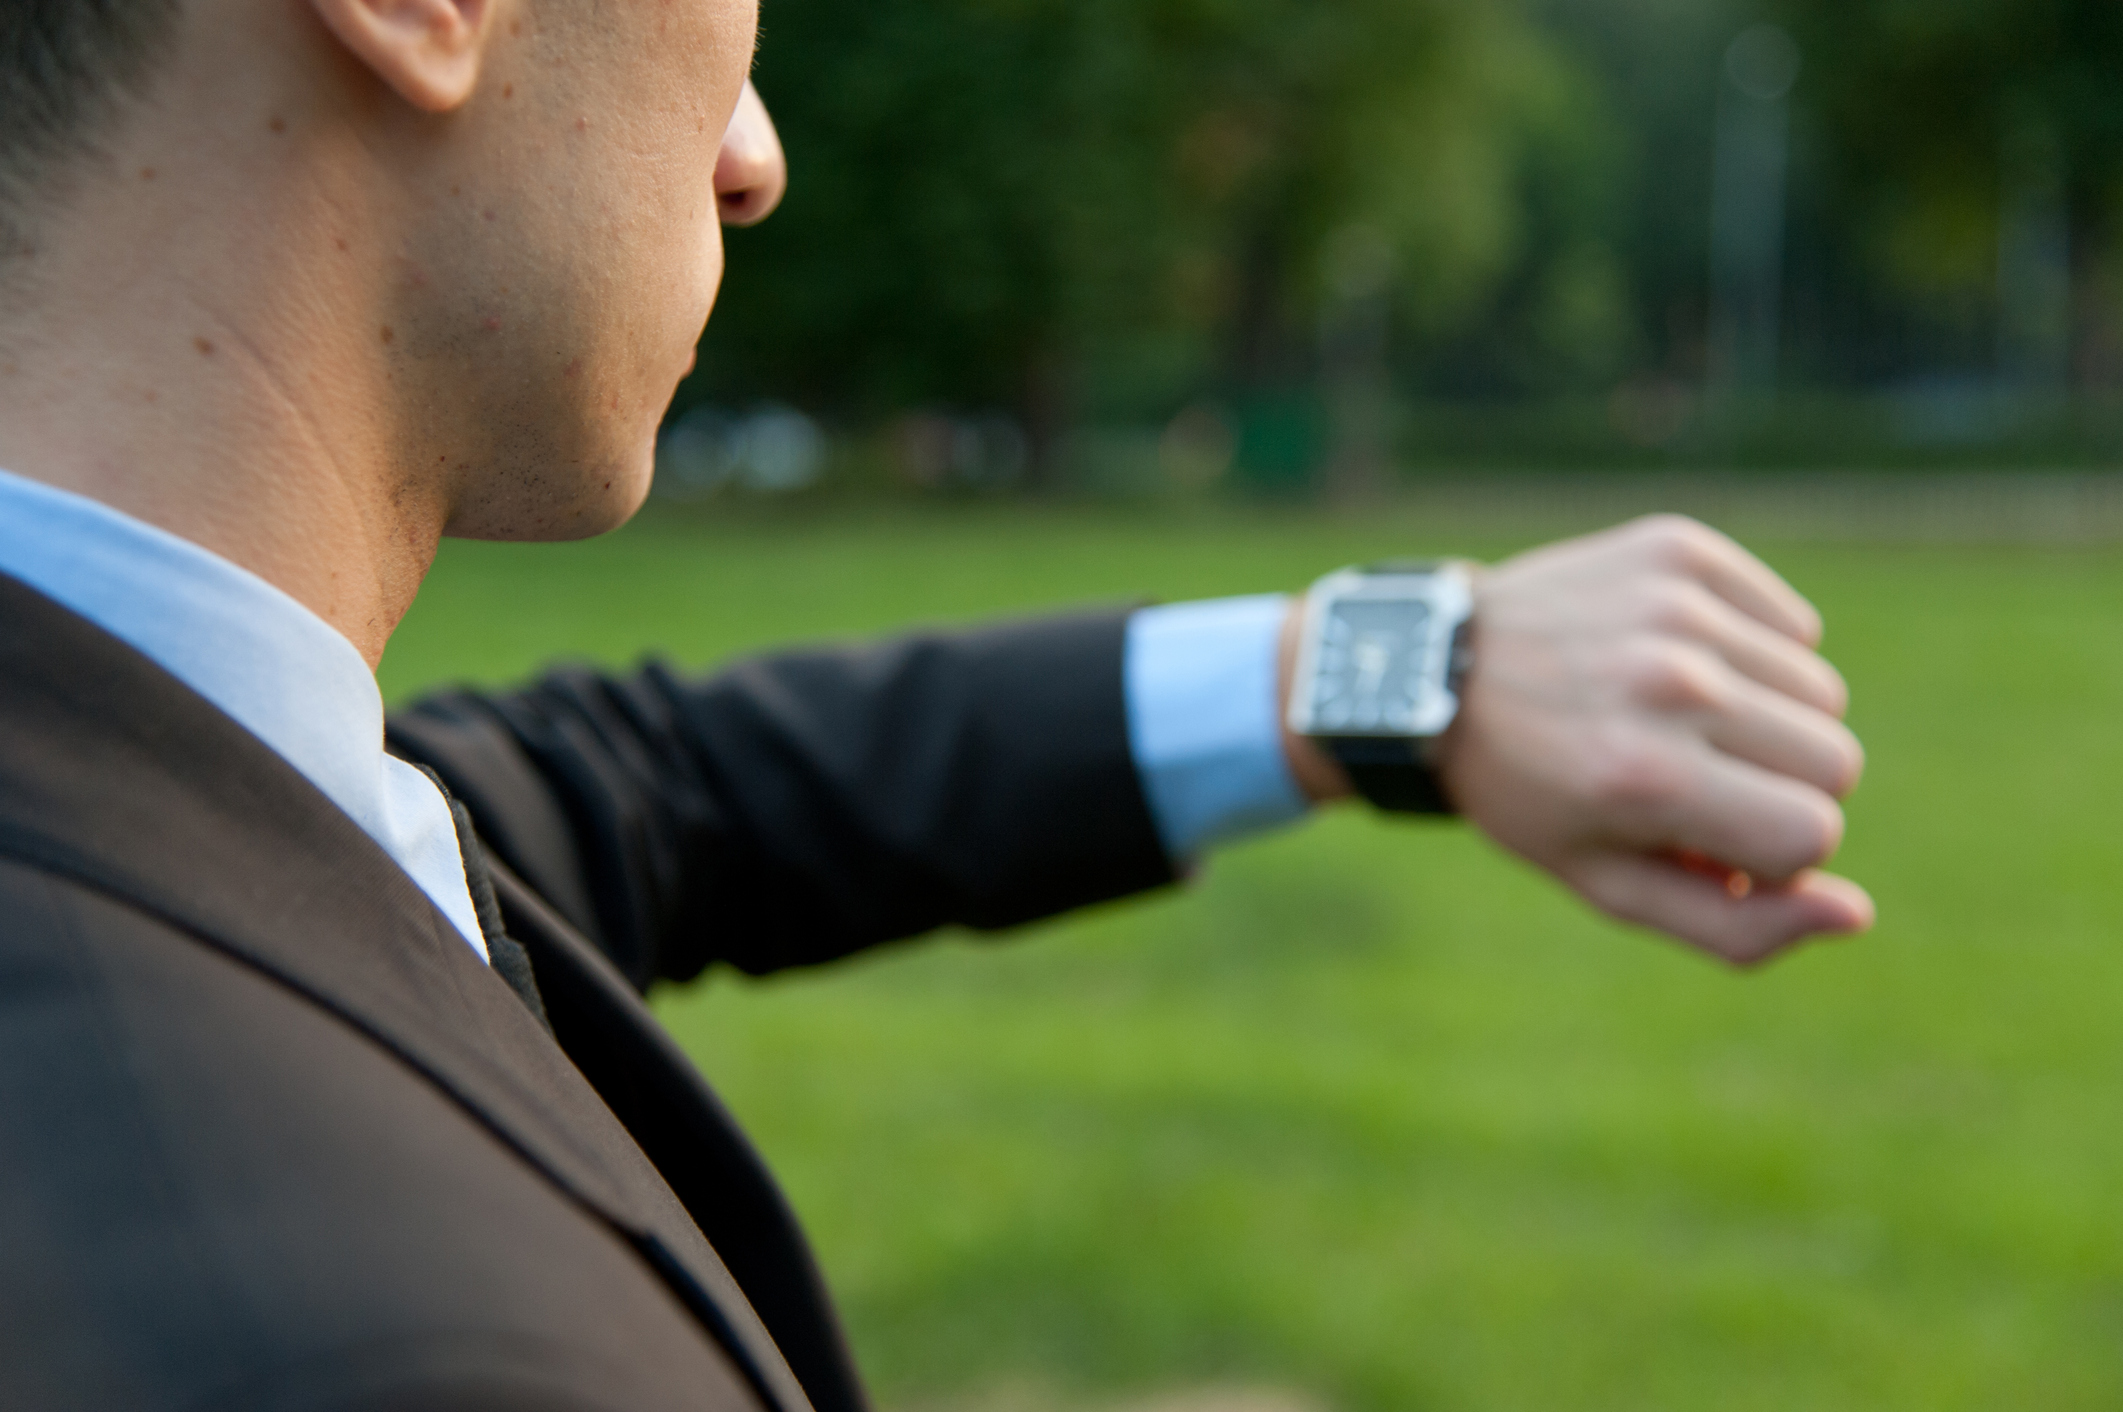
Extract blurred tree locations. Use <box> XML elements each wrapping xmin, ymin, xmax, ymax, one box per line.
<box><xmin>687</xmin><ymin>0</ymin><xmax>1623</xmax><ymax>457</ymax></box>
<box><xmin>681</xmin><ymin>0</ymin><xmax>2123</xmax><ymax>475</ymax></box>
<box><xmin>1773</xmin><ymin>0</ymin><xmax>2123</xmax><ymax>389</ymax></box>
<box><xmin>1528</xmin><ymin>0</ymin><xmax>1745</xmax><ymax>380</ymax></box>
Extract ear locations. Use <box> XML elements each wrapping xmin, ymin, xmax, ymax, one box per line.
<box><xmin>308</xmin><ymin>0</ymin><xmax>496</xmax><ymax>113</ymax></box>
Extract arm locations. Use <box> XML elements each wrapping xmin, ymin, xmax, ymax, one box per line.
<box><xmin>388</xmin><ymin>608</ymin><xmax>1175</xmax><ymax>990</ymax></box>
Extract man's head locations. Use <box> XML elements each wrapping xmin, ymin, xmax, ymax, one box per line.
<box><xmin>0</xmin><ymin>0</ymin><xmax>784</xmax><ymax>542</ymax></box>
<box><xmin>0</xmin><ymin>3</ymin><xmax>183</xmax><ymax>258</ymax></box>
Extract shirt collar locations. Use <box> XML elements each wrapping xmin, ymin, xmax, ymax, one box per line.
<box><xmin>0</xmin><ymin>466</ymin><xmax>486</xmax><ymax>958</ymax></box>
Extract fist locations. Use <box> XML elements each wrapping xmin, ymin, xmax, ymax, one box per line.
<box><xmin>1433</xmin><ymin>515</ymin><xmax>1872</xmax><ymax>965</ymax></box>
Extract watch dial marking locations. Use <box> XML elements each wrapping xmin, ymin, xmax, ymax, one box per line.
<box><xmin>1312</xmin><ymin>599</ymin><xmax>1434</xmax><ymax>732</ymax></box>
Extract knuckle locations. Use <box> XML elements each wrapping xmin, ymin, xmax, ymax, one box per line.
<box><xmin>1638</xmin><ymin>579</ymin><xmax>1705</xmax><ymax>636</ymax></box>
<box><xmin>1580</xmin><ymin>734</ymin><xmax>1685</xmax><ymax>816</ymax></box>
<box><xmin>1828</xmin><ymin>730</ymin><xmax>1867</xmax><ymax>796</ymax></box>
<box><xmin>1815</xmin><ymin>659</ymin><xmax>1852</xmax><ymax>717</ymax></box>
<box><xmin>1631</xmin><ymin>511</ymin><xmax>1699</xmax><ymax>542</ymax></box>
<box><xmin>1625</xmin><ymin>641</ymin><xmax>1723</xmax><ymax>712</ymax></box>
<box><xmin>1633</xmin><ymin>514</ymin><xmax>1716</xmax><ymax>570</ymax></box>
<box><xmin>1776</xmin><ymin>795</ymin><xmax>1845</xmax><ymax>873</ymax></box>
<box><xmin>1814</xmin><ymin>798</ymin><xmax>1848</xmax><ymax>859</ymax></box>
<box><xmin>1794</xmin><ymin>600</ymin><xmax>1827</xmax><ymax>647</ymax></box>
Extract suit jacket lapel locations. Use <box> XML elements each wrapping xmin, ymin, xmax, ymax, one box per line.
<box><xmin>484</xmin><ymin>856</ymin><xmax>872</xmax><ymax>1412</ymax></box>
<box><xmin>0</xmin><ymin>573</ymin><xmax>813</xmax><ymax>1412</ymax></box>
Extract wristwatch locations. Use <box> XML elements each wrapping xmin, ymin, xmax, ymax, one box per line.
<box><xmin>1286</xmin><ymin>560</ymin><xmax>1477</xmax><ymax>815</ymax></box>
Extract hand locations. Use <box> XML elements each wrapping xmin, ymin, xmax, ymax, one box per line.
<box><xmin>1284</xmin><ymin>516</ymin><xmax>1873</xmax><ymax>966</ymax></box>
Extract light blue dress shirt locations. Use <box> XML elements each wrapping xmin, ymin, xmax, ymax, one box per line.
<box><xmin>0</xmin><ymin>468</ymin><xmax>489</xmax><ymax>960</ymax></box>
<box><xmin>0</xmin><ymin>466</ymin><xmax>1303</xmax><ymax>952</ymax></box>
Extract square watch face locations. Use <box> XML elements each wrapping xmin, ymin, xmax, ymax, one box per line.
<box><xmin>1306</xmin><ymin>596</ymin><xmax>1435</xmax><ymax>733</ymax></box>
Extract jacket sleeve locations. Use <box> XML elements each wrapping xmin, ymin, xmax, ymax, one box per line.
<box><xmin>385</xmin><ymin>607</ymin><xmax>1177</xmax><ymax>991</ymax></box>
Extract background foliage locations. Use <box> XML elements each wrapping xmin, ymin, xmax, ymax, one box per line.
<box><xmin>682</xmin><ymin>0</ymin><xmax>2123</xmax><ymax>471</ymax></box>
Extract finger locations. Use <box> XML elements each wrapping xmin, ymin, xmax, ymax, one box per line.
<box><xmin>1697</xmin><ymin>671</ymin><xmax>1866</xmax><ymax>798</ymax></box>
<box><xmin>1669</xmin><ymin>751</ymin><xmax>1843</xmax><ymax>881</ymax></box>
<box><xmin>1566</xmin><ymin>853</ymin><xmax>1875</xmax><ymax>965</ymax></box>
<box><xmin>1600</xmin><ymin>743</ymin><xmax>1845</xmax><ymax>882</ymax></box>
<box><xmin>1784</xmin><ymin>870</ymin><xmax>1877</xmax><ymax>935</ymax></box>
<box><xmin>1635</xmin><ymin>516</ymin><xmax>1823</xmax><ymax>645</ymax></box>
<box><xmin>1677</xmin><ymin>584</ymin><xmax>1850</xmax><ymax>717</ymax></box>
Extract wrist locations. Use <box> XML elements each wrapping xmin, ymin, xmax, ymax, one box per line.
<box><xmin>1277</xmin><ymin>595</ymin><xmax>1356</xmax><ymax>804</ymax></box>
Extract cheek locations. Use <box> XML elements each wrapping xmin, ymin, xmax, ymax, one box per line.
<box><xmin>671</xmin><ymin>98</ymin><xmax>735</xmax><ymax>300</ymax></box>
<box><xmin>690</xmin><ymin>212</ymin><xmax>727</xmax><ymax>330</ymax></box>
<box><xmin>631</xmin><ymin>163</ymin><xmax>728</xmax><ymax>403</ymax></box>
<box><xmin>607</xmin><ymin>101</ymin><xmax>732</xmax><ymax>352</ymax></box>
<box><xmin>615</xmin><ymin>195</ymin><xmax>720</xmax><ymax>407</ymax></box>
<box><xmin>650</xmin><ymin>13</ymin><xmax>751</xmax><ymax>293</ymax></box>
<box><xmin>550</xmin><ymin>6</ymin><xmax>752</xmax><ymax>450</ymax></box>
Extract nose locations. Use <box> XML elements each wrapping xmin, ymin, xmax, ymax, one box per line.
<box><xmin>716</xmin><ymin>81</ymin><xmax>787</xmax><ymax>227</ymax></box>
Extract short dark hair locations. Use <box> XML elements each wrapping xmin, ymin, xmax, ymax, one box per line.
<box><xmin>0</xmin><ymin>0</ymin><xmax>181</xmax><ymax>252</ymax></box>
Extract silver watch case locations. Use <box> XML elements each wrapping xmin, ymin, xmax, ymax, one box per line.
<box><xmin>1286</xmin><ymin>563</ymin><xmax>1475</xmax><ymax>743</ymax></box>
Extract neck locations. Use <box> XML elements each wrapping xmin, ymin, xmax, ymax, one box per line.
<box><xmin>0</xmin><ymin>338</ymin><xmax>438</xmax><ymax>674</ymax></box>
<box><xmin>0</xmin><ymin>124</ymin><xmax>443</xmax><ymax>674</ymax></box>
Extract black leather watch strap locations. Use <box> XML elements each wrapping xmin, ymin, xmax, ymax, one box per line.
<box><xmin>1323</xmin><ymin>737</ymin><xmax>1455</xmax><ymax>815</ymax></box>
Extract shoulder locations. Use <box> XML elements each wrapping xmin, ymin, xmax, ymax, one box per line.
<box><xmin>0</xmin><ymin>860</ymin><xmax>760</xmax><ymax>1412</ymax></box>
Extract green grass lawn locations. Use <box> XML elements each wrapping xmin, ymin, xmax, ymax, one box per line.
<box><xmin>381</xmin><ymin>500</ymin><xmax>2123</xmax><ymax>1412</ymax></box>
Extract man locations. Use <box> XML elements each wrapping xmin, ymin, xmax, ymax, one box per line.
<box><xmin>0</xmin><ymin>1</ymin><xmax>1869</xmax><ymax>1409</ymax></box>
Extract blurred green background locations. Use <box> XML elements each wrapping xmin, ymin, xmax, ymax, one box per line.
<box><xmin>665</xmin><ymin>0</ymin><xmax>2123</xmax><ymax>490</ymax></box>
<box><xmin>400</xmin><ymin>0</ymin><xmax>2123</xmax><ymax>1404</ymax></box>
<box><xmin>382</xmin><ymin>503</ymin><xmax>2123</xmax><ymax>1410</ymax></box>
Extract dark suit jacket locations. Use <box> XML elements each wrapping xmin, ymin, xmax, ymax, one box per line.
<box><xmin>0</xmin><ymin>572</ymin><xmax>1175</xmax><ymax>1411</ymax></box>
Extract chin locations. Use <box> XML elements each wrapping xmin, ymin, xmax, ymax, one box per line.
<box><xmin>587</xmin><ymin>456</ymin><xmax>658</xmax><ymax>534</ymax></box>
<box><xmin>549</xmin><ymin>450</ymin><xmax>657</xmax><ymax>541</ymax></box>
<box><xmin>444</xmin><ymin>444</ymin><xmax>657</xmax><ymax>543</ymax></box>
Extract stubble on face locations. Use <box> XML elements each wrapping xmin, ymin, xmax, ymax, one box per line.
<box><xmin>397</xmin><ymin>0</ymin><xmax>756</xmax><ymax>543</ymax></box>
